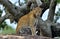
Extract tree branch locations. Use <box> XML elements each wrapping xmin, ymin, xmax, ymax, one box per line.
<box><xmin>18</xmin><ymin>0</ymin><xmax>21</xmax><ymax>6</ymax></box>
<box><xmin>38</xmin><ymin>17</ymin><xmax>60</xmax><ymax>37</ymax></box>
<box><xmin>38</xmin><ymin>17</ymin><xmax>52</xmax><ymax>37</ymax></box>
<box><xmin>47</xmin><ymin>0</ymin><xmax>57</xmax><ymax>22</ymax></box>
<box><xmin>40</xmin><ymin>0</ymin><xmax>51</xmax><ymax>17</ymax></box>
<box><xmin>0</xmin><ymin>0</ymin><xmax>32</xmax><ymax>22</ymax></box>
<box><xmin>0</xmin><ymin>13</ymin><xmax>11</xmax><ymax>24</ymax></box>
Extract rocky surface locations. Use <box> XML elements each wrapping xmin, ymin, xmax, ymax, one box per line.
<box><xmin>0</xmin><ymin>35</ymin><xmax>60</xmax><ymax>39</ymax></box>
<box><xmin>0</xmin><ymin>35</ymin><xmax>53</xmax><ymax>39</ymax></box>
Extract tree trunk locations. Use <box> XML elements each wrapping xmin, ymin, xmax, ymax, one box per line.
<box><xmin>47</xmin><ymin>0</ymin><xmax>57</xmax><ymax>22</ymax></box>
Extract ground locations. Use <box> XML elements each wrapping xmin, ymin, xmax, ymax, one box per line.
<box><xmin>0</xmin><ymin>35</ymin><xmax>52</xmax><ymax>39</ymax></box>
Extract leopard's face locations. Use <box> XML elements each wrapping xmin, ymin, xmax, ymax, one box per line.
<box><xmin>34</xmin><ymin>7</ymin><xmax>42</xmax><ymax>18</ymax></box>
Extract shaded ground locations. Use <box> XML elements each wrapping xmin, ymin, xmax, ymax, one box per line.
<box><xmin>0</xmin><ymin>35</ymin><xmax>52</xmax><ymax>39</ymax></box>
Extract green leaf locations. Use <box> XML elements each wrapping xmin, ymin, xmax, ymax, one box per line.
<box><xmin>57</xmin><ymin>0</ymin><xmax>60</xmax><ymax>3</ymax></box>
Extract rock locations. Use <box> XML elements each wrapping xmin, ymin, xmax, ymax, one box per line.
<box><xmin>0</xmin><ymin>35</ymin><xmax>53</xmax><ymax>39</ymax></box>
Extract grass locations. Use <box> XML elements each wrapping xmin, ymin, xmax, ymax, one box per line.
<box><xmin>0</xmin><ymin>26</ymin><xmax>16</xmax><ymax>35</ymax></box>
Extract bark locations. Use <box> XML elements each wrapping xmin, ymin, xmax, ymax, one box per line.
<box><xmin>0</xmin><ymin>0</ymin><xmax>60</xmax><ymax>37</ymax></box>
<box><xmin>38</xmin><ymin>0</ymin><xmax>57</xmax><ymax>37</ymax></box>
<box><xmin>40</xmin><ymin>0</ymin><xmax>51</xmax><ymax>17</ymax></box>
<box><xmin>0</xmin><ymin>13</ymin><xmax>11</xmax><ymax>24</ymax></box>
<box><xmin>0</xmin><ymin>0</ymin><xmax>51</xmax><ymax>24</ymax></box>
<box><xmin>38</xmin><ymin>17</ymin><xmax>52</xmax><ymax>37</ymax></box>
<box><xmin>0</xmin><ymin>0</ymin><xmax>44</xmax><ymax>23</ymax></box>
<box><xmin>36</xmin><ymin>0</ymin><xmax>57</xmax><ymax>37</ymax></box>
<box><xmin>18</xmin><ymin>0</ymin><xmax>21</xmax><ymax>6</ymax></box>
<box><xmin>47</xmin><ymin>0</ymin><xmax>57</xmax><ymax>22</ymax></box>
<box><xmin>0</xmin><ymin>0</ymin><xmax>32</xmax><ymax>22</ymax></box>
<box><xmin>40</xmin><ymin>3</ymin><xmax>49</xmax><ymax>17</ymax></box>
<box><xmin>38</xmin><ymin>17</ymin><xmax>60</xmax><ymax>37</ymax></box>
<box><xmin>0</xmin><ymin>0</ymin><xmax>21</xmax><ymax>22</ymax></box>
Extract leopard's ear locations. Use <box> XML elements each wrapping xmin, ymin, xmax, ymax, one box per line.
<box><xmin>34</xmin><ymin>14</ymin><xmax>36</xmax><ymax>18</ymax></box>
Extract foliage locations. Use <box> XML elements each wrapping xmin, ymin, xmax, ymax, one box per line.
<box><xmin>0</xmin><ymin>25</ymin><xmax>16</xmax><ymax>35</ymax></box>
<box><xmin>0</xmin><ymin>8</ymin><xmax>6</xmax><ymax>29</ymax></box>
<box><xmin>20</xmin><ymin>2</ymin><xmax>25</xmax><ymax>6</ymax></box>
<box><xmin>57</xmin><ymin>0</ymin><xmax>60</xmax><ymax>3</ymax></box>
<box><xmin>54</xmin><ymin>8</ymin><xmax>60</xmax><ymax>23</ymax></box>
<box><xmin>45</xmin><ymin>0</ymin><xmax>60</xmax><ymax>3</ymax></box>
<box><xmin>0</xmin><ymin>22</ymin><xmax>7</xmax><ymax>29</ymax></box>
<box><xmin>0</xmin><ymin>6</ymin><xmax>16</xmax><ymax>35</ymax></box>
<box><xmin>24</xmin><ymin>0</ymin><xmax>27</xmax><ymax>3</ymax></box>
<box><xmin>55</xmin><ymin>8</ymin><xmax>60</xmax><ymax>17</ymax></box>
<box><xmin>0</xmin><ymin>8</ymin><xmax>3</xmax><ymax>17</ymax></box>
